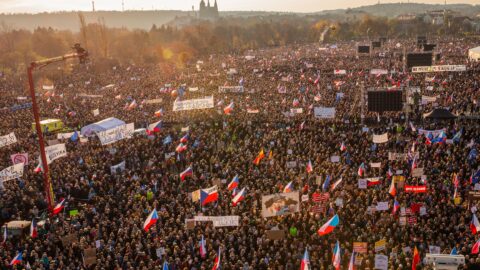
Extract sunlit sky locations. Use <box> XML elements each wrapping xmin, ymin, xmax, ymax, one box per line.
<box><xmin>0</xmin><ymin>0</ymin><xmax>478</xmax><ymax>13</ymax></box>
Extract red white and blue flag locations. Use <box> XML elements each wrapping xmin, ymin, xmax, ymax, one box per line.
<box><xmin>223</xmin><ymin>102</ymin><xmax>234</xmax><ymax>115</ymax></box>
<box><xmin>232</xmin><ymin>187</ymin><xmax>246</xmax><ymax>206</ymax></box>
<box><xmin>306</xmin><ymin>160</ymin><xmax>313</xmax><ymax>174</ymax></box>
<box><xmin>300</xmin><ymin>249</ymin><xmax>311</xmax><ymax>270</ymax></box>
<box><xmin>471</xmin><ymin>213</ymin><xmax>480</xmax><ymax>235</ymax></box>
<box><xmin>180</xmin><ymin>167</ymin><xmax>193</xmax><ymax>181</ymax></box>
<box><xmin>147</xmin><ymin>121</ymin><xmax>162</xmax><ymax>135</ymax></box>
<box><xmin>358</xmin><ymin>163</ymin><xmax>365</xmax><ymax>177</ymax></box>
<box><xmin>393</xmin><ymin>199</ymin><xmax>400</xmax><ymax>215</ymax></box>
<box><xmin>10</xmin><ymin>252</ymin><xmax>22</xmax><ymax>266</ymax></box>
<box><xmin>332</xmin><ymin>241</ymin><xmax>341</xmax><ymax>270</ymax></box>
<box><xmin>340</xmin><ymin>142</ymin><xmax>346</xmax><ymax>152</ymax></box>
<box><xmin>143</xmin><ymin>209</ymin><xmax>158</xmax><ymax>232</ymax></box>
<box><xmin>30</xmin><ymin>219</ymin><xmax>38</xmax><ymax>238</ymax></box>
<box><xmin>176</xmin><ymin>143</ymin><xmax>187</xmax><ymax>153</ymax></box>
<box><xmin>199</xmin><ymin>235</ymin><xmax>207</xmax><ymax>258</ymax></box>
<box><xmin>331</xmin><ymin>178</ymin><xmax>343</xmax><ymax>191</ymax></box>
<box><xmin>200</xmin><ymin>186</ymin><xmax>219</xmax><ymax>206</ymax></box>
<box><xmin>212</xmin><ymin>248</ymin><xmax>221</xmax><ymax>270</ymax></box>
<box><xmin>283</xmin><ymin>181</ymin><xmax>294</xmax><ymax>193</ymax></box>
<box><xmin>348</xmin><ymin>251</ymin><xmax>355</xmax><ymax>270</ymax></box>
<box><xmin>227</xmin><ymin>175</ymin><xmax>239</xmax><ymax>191</ymax></box>
<box><xmin>388</xmin><ymin>180</ymin><xmax>396</xmax><ymax>197</ymax></box>
<box><xmin>387</xmin><ymin>167</ymin><xmax>393</xmax><ymax>178</ymax></box>
<box><xmin>154</xmin><ymin>108</ymin><xmax>163</xmax><ymax>117</ymax></box>
<box><xmin>53</xmin><ymin>198</ymin><xmax>66</xmax><ymax>215</ymax></box>
<box><xmin>317</xmin><ymin>214</ymin><xmax>339</xmax><ymax>236</ymax></box>
<box><xmin>180</xmin><ymin>133</ymin><xmax>189</xmax><ymax>143</ymax></box>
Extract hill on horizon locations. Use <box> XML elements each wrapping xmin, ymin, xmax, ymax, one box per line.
<box><xmin>0</xmin><ymin>3</ymin><xmax>479</xmax><ymax>32</ymax></box>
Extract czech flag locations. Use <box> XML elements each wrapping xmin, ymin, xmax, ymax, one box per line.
<box><xmin>176</xmin><ymin>143</ymin><xmax>188</xmax><ymax>153</ymax></box>
<box><xmin>299</xmin><ymin>121</ymin><xmax>306</xmax><ymax>130</ymax></box>
<box><xmin>30</xmin><ymin>219</ymin><xmax>38</xmax><ymax>238</ymax></box>
<box><xmin>283</xmin><ymin>181</ymin><xmax>294</xmax><ymax>193</ymax></box>
<box><xmin>332</xmin><ymin>241</ymin><xmax>341</xmax><ymax>270</ymax></box>
<box><xmin>143</xmin><ymin>209</ymin><xmax>158</xmax><ymax>232</ymax></box>
<box><xmin>227</xmin><ymin>175</ymin><xmax>239</xmax><ymax>191</ymax></box>
<box><xmin>223</xmin><ymin>102</ymin><xmax>234</xmax><ymax>115</ymax></box>
<box><xmin>411</xmin><ymin>156</ymin><xmax>417</xmax><ymax>172</ymax></box>
<box><xmin>147</xmin><ymin>121</ymin><xmax>162</xmax><ymax>135</ymax></box>
<box><xmin>387</xmin><ymin>167</ymin><xmax>393</xmax><ymax>178</ymax></box>
<box><xmin>253</xmin><ymin>149</ymin><xmax>265</xmax><ymax>165</ymax></box>
<box><xmin>127</xmin><ymin>100</ymin><xmax>137</xmax><ymax>110</ymax></box>
<box><xmin>358</xmin><ymin>163</ymin><xmax>365</xmax><ymax>177</ymax></box>
<box><xmin>306</xmin><ymin>160</ymin><xmax>313</xmax><ymax>174</ymax></box>
<box><xmin>200</xmin><ymin>186</ymin><xmax>219</xmax><ymax>206</ymax></box>
<box><xmin>317</xmin><ymin>214</ymin><xmax>339</xmax><ymax>236</ymax></box>
<box><xmin>388</xmin><ymin>180</ymin><xmax>396</xmax><ymax>197</ymax></box>
<box><xmin>154</xmin><ymin>109</ymin><xmax>163</xmax><ymax>117</ymax></box>
<box><xmin>34</xmin><ymin>163</ymin><xmax>43</xmax><ymax>173</ymax></box>
<box><xmin>212</xmin><ymin>248</ymin><xmax>221</xmax><ymax>270</ymax></box>
<box><xmin>10</xmin><ymin>252</ymin><xmax>22</xmax><ymax>266</ymax></box>
<box><xmin>232</xmin><ymin>187</ymin><xmax>246</xmax><ymax>206</ymax></box>
<box><xmin>232</xmin><ymin>187</ymin><xmax>239</xmax><ymax>197</ymax></box>
<box><xmin>331</xmin><ymin>178</ymin><xmax>343</xmax><ymax>191</ymax></box>
<box><xmin>200</xmin><ymin>235</ymin><xmax>207</xmax><ymax>258</ymax></box>
<box><xmin>348</xmin><ymin>251</ymin><xmax>355</xmax><ymax>270</ymax></box>
<box><xmin>473</xmin><ymin>240</ymin><xmax>480</xmax><ymax>254</ymax></box>
<box><xmin>292</xmin><ymin>98</ymin><xmax>300</xmax><ymax>107</ymax></box>
<box><xmin>340</xmin><ymin>142</ymin><xmax>346</xmax><ymax>152</ymax></box>
<box><xmin>393</xmin><ymin>199</ymin><xmax>400</xmax><ymax>215</ymax></box>
<box><xmin>412</xmin><ymin>246</ymin><xmax>420</xmax><ymax>269</ymax></box>
<box><xmin>180</xmin><ymin>133</ymin><xmax>189</xmax><ymax>143</ymax></box>
<box><xmin>471</xmin><ymin>213</ymin><xmax>480</xmax><ymax>234</ymax></box>
<box><xmin>180</xmin><ymin>166</ymin><xmax>193</xmax><ymax>181</ymax></box>
<box><xmin>300</xmin><ymin>249</ymin><xmax>311</xmax><ymax>270</ymax></box>
<box><xmin>53</xmin><ymin>198</ymin><xmax>66</xmax><ymax>215</ymax></box>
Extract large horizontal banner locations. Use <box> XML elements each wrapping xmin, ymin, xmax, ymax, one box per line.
<box><xmin>96</xmin><ymin>123</ymin><xmax>134</xmax><ymax>146</ymax></box>
<box><xmin>193</xmin><ymin>216</ymin><xmax>240</xmax><ymax>227</ymax></box>
<box><xmin>370</xmin><ymin>69</ymin><xmax>388</xmax><ymax>75</ymax></box>
<box><xmin>10</xmin><ymin>103</ymin><xmax>32</xmax><ymax>112</ymax></box>
<box><xmin>144</xmin><ymin>99</ymin><xmax>163</xmax><ymax>104</ymax></box>
<box><xmin>77</xmin><ymin>94</ymin><xmax>103</xmax><ymax>98</ymax></box>
<box><xmin>373</xmin><ymin>133</ymin><xmax>389</xmax><ymax>144</ymax></box>
<box><xmin>57</xmin><ymin>132</ymin><xmax>74</xmax><ymax>140</ymax></box>
<box><xmin>0</xmin><ymin>133</ymin><xmax>17</xmax><ymax>148</ymax></box>
<box><xmin>261</xmin><ymin>191</ymin><xmax>300</xmax><ymax>218</ymax></box>
<box><xmin>417</xmin><ymin>128</ymin><xmax>445</xmax><ymax>137</ymax></box>
<box><xmin>218</xmin><ymin>86</ymin><xmax>244</xmax><ymax>93</ymax></box>
<box><xmin>110</xmin><ymin>161</ymin><xmax>126</xmax><ymax>174</ymax></box>
<box><xmin>388</xmin><ymin>152</ymin><xmax>419</xmax><ymax>161</ymax></box>
<box><xmin>412</xmin><ymin>65</ymin><xmax>466</xmax><ymax>73</ymax></box>
<box><xmin>404</xmin><ymin>185</ymin><xmax>427</xmax><ymax>193</ymax></box>
<box><xmin>0</xmin><ymin>163</ymin><xmax>24</xmax><ymax>183</ymax></box>
<box><xmin>45</xmin><ymin>143</ymin><xmax>67</xmax><ymax>164</ymax></box>
<box><xmin>173</xmin><ymin>96</ymin><xmax>214</xmax><ymax>112</ymax></box>
<box><xmin>314</xmin><ymin>107</ymin><xmax>336</xmax><ymax>119</ymax></box>
<box><xmin>421</xmin><ymin>95</ymin><xmax>438</xmax><ymax>105</ymax></box>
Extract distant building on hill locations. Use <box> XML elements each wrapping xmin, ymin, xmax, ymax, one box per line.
<box><xmin>199</xmin><ymin>0</ymin><xmax>219</xmax><ymax>20</ymax></box>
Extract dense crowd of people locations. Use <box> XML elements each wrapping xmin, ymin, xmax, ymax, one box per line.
<box><xmin>0</xmin><ymin>36</ymin><xmax>480</xmax><ymax>270</ymax></box>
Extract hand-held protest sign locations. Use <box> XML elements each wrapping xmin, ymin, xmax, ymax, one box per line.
<box><xmin>96</xmin><ymin>123</ymin><xmax>134</xmax><ymax>146</ymax></box>
<box><xmin>0</xmin><ymin>133</ymin><xmax>17</xmax><ymax>148</ymax></box>
<box><xmin>173</xmin><ymin>96</ymin><xmax>214</xmax><ymax>112</ymax></box>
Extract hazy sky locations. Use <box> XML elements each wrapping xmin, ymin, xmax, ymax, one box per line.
<box><xmin>0</xmin><ymin>0</ymin><xmax>478</xmax><ymax>13</ymax></box>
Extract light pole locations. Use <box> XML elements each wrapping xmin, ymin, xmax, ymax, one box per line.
<box><xmin>27</xmin><ymin>50</ymin><xmax>87</xmax><ymax>214</ymax></box>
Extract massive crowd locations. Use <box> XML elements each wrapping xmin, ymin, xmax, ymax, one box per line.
<box><xmin>0</xmin><ymin>37</ymin><xmax>479</xmax><ymax>270</ymax></box>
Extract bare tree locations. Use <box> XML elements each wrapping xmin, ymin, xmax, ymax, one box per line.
<box><xmin>98</xmin><ymin>17</ymin><xmax>109</xmax><ymax>58</ymax></box>
<box><xmin>78</xmin><ymin>12</ymin><xmax>89</xmax><ymax>50</ymax></box>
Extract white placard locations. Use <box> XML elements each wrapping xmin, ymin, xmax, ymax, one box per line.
<box><xmin>189</xmin><ymin>87</ymin><xmax>199</xmax><ymax>92</ymax></box>
<box><xmin>0</xmin><ymin>133</ymin><xmax>17</xmax><ymax>148</ymax></box>
<box><xmin>173</xmin><ymin>96</ymin><xmax>214</xmax><ymax>112</ymax></box>
<box><xmin>376</xmin><ymin>202</ymin><xmax>389</xmax><ymax>211</ymax></box>
<box><xmin>314</xmin><ymin>107</ymin><xmax>336</xmax><ymax>119</ymax></box>
<box><xmin>358</xmin><ymin>179</ymin><xmax>367</xmax><ymax>189</ymax></box>
<box><xmin>57</xmin><ymin>132</ymin><xmax>74</xmax><ymax>140</ymax></box>
<box><xmin>370</xmin><ymin>69</ymin><xmax>388</xmax><ymax>75</ymax></box>
<box><xmin>0</xmin><ymin>163</ymin><xmax>24</xmax><ymax>183</ymax></box>
<box><xmin>421</xmin><ymin>95</ymin><xmax>438</xmax><ymax>105</ymax></box>
<box><xmin>374</xmin><ymin>254</ymin><xmax>389</xmax><ymax>270</ymax></box>
<box><xmin>428</xmin><ymin>245</ymin><xmax>441</xmax><ymax>254</ymax></box>
<box><xmin>370</xmin><ymin>162</ymin><xmax>381</xmax><ymax>168</ymax></box>
<box><xmin>412</xmin><ymin>65</ymin><xmax>466</xmax><ymax>73</ymax></box>
<box><xmin>373</xmin><ymin>133</ymin><xmax>389</xmax><ymax>144</ymax></box>
<box><xmin>10</xmin><ymin>153</ymin><xmax>29</xmax><ymax>165</ymax></box>
<box><xmin>110</xmin><ymin>161</ymin><xmax>126</xmax><ymax>174</ymax></box>
<box><xmin>144</xmin><ymin>99</ymin><xmax>163</xmax><ymax>104</ymax></box>
<box><xmin>45</xmin><ymin>143</ymin><xmax>67</xmax><ymax>164</ymax></box>
<box><xmin>92</xmin><ymin>109</ymin><xmax>100</xmax><ymax>116</ymax></box>
<box><xmin>302</xmin><ymin>195</ymin><xmax>309</xmax><ymax>202</ymax></box>
<box><xmin>330</xmin><ymin>156</ymin><xmax>340</xmax><ymax>163</ymax></box>
<box><xmin>212</xmin><ymin>216</ymin><xmax>240</xmax><ymax>227</ymax></box>
<box><xmin>96</xmin><ymin>123</ymin><xmax>134</xmax><ymax>146</ymax></box>
<box><xmin>218</xmin><ymin>86</ymin><xmax>244</xmax><ymax>93</ymax></box>
<box><xmin>290</xmin><ymin>108</ymin><xmax>303</xmax><ymax>114</ymax></box>
<box><xmin>334</xmin><ymin>69</ymin><xmax>346</xmax><ymax>75</ymax></box>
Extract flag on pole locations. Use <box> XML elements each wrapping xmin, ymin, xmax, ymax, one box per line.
<box><xmin>358</xmin><ymin>163</ymin><xmax>365</xmax><ymax>177</ymax></box>
<box><xmin>471</xmin><ymin>213</ymin><xmax>480</xmax><ymax>234</ymax></box>
<box><xmin>348</xmin><ymin>251</ymin><xmax>355</xmax><ymax>270</ymax></box>
<box><xmin>232</xmin><ymin>187</ymin><xmax>246</xmax><ymax>206</ymax></box>
<box><xmin>332</xmin><ymin>241</ymin><xmax>341</xmax><ymax>270</ymax></box>
<box><xmin>227</xmin><ymin>175</ymin><xmax>239</xmax><ymax>191</ymax></box>
<box><xmin>10</xmin><ymin>252</ymin><xmax>22</xmax><ymax>266</ymax></box>
<box><xmin>143</xmin><ymin>209</ymin><xmax>158</xmax><ymax>232</ymax></box>
<box><xmin>199</xmin><ymin>235</ymin><xmax>207</xmax><ymax>258</ymax></box>
<box><xmin>283</xmin><ymin>181</ymin><xmax>294</xmax><ymax>193</ymax></box>
<box><xmin>412</xmin><ymin>246</ymin><xmax>420</xmax><ymax>269</ymax></box>
<box><xmin>306</xmin><ymin>160</ymin><xmax>313</xmax><ymax>173</ymax></box>
<box><xmin>253</xmin><ymin>149</ymin><xmax>265</xmax><ymax>165</ymax></box>
<box><xmin>317</xmin><ymin>214</ymin><xmax>339</xmax><ymax>236</ymax></box>
<box><xmin>30</xmin><ymin>219</ymin><xmax>38</xmax><ymax>238</ymax></box>
<box><xmin>212</xmin><ymin>248</ymin><xmax>221</xmax><ymax>270</ymax></box>
<box><xmin>473</xmin><ymin>239</ymin><xmax>480</xmax><ymax>254</ymax></box>
<box><xmin>388</xmin><ymin>180</ymin><xmax>396</xmax><ymax>197</ymax></box>
<box><xmin>331</xmin><ymin>178</ymin><xmax>343</xmax><ymax>191</ymax></box>
<box><xmin>180</xmin><ymin>167</ymin><xmax>193</xmax><ymax>181</ymax></box>
<box><xmin>300</xmin><ymin>249</ymin><xmax>311</xmax><ymax>270</ymax></box>
<box><xmin>53</xmin><ymin>198</ymin><xmax>66</xmax><ymax>215</ymax></box>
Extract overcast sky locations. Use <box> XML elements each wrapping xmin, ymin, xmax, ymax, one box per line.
<box><xmin>0</xmin><ymin>0</ymin><xmax>478</xmax><ymax>13</ymax></box>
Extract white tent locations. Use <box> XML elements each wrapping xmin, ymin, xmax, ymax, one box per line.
<box><xmin>469</xmin><ymin>46</ymin><xmax>480</xmax><ymax>61</ymax></box>
<box><xmin>81</xmin><ymin>117</ymin><xmax>125</xmax><ymax>136</ymax></box>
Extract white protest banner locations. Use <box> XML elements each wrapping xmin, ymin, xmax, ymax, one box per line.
<box><xmin>212</xmin><ymin>216</ymin><xmax>240</xmax><ymax>227</ymax></box>
<box><xmin>314</xmin><ymin>107</ymin><xmax>336</xmax><ymax>119</ymax></box>
<box><xmin>173</xmin><ymin>96</ymin><xmax>214</xmax><ymax>112</ymax></box>
<box><xmin>96</xmin><ymin>123</ymin><xmax>134</xmax><ymax>146</ymax></box>
<box><xmin>218</xmin><ymin>86</ymin><xmax>244</xmax><ymax>93</ymax></box>
<box><xmin>412</xmin><ymin>65</ymin><xmax>466</xmax><ymax>73</ymax></box>
<box><xmin>261</xmin><ymin>191</ymin><xmax>300</xmax><ymax>218</ymax></box>
<box><xmin>421</xmin><ymin>95</ymin><xmax>438</xmax><ymax>105</ymax></box>
<box><xmin>417</xmin><ymin>128</ymin><xmax>445</xmax><ymax>137</ymax></box>
<box><xmin>0</xmin><ymin>163</ymin><xmax>24</xmax><ymax>183</ymax></box>
<box><xmin>42</xmin><ymin>85</ymin><xmax>54</xmax><ymax>90</ymax></box>
<box><xmin>358</xmin><ymin>179</ymin><xmax>367</xmax><ymax>189</ymax></box>
<box><xmin>376</xmin><ymin>202</ymin><xmax>389</xmax><ymax>211</ymax></box>
<box><xmin>290</xmin><ymin>108</ymin><xmax>303</xmax><ymax>114</ymax></box>
<box><xmin>92</xmin><ymin>109</ymin><xmax>100</xmax><ymax>116</ymax></box>
<box><xmin>144</xmin><ymin>99</ymin><xmax>163</xmax><ymax>104</ymax></box>
<box><xmin>330</xmin><ymin>156</ymin><xmax>340</xmax><ymax>163</ymax></box>
<box><xmin>370</xmin><ymin>162</ymin><xmax>381</xmax><ymax>168</ymax></box>
<box><xmin>247</xmin><ymin>109</ymin><xmax>260</xmax><ymax>114</ymax></box>
<box><xmin>77</xmin><ymin>94</ymin><xmax>103</xmax><ymax>98</ymax></box>
<box><xmin>189</xmin><ymin>87</ymin><xmax>199</xmax><ymax>92</ymax></box>
<box><xmin>45</xmin><ymin>143</ymin><xmax>67</xmax><ymax>164</ymax></box>
<box><xmin>373</xmin><ymin>133</ymin><xmax>389</xmax><ymax>144</ymax></box>
<box><xmin>302</xmin><ymin>195</ymin><xmax>309</xmax><ymax>202</ymax></box>
<box><xmin>370</xmin><ymin>69</ymin><xmax>388</xmax><ymax>75</ymax></box>
<box><xmin>428</xmin><ymin>245</ymin><xmax>441</xmax><ymax>254</ymax></box>
<box><xmin>374</xmin><ymin>254</ymin><xmax>388</xmax><ymax>270</ymax></box>
<box><xmin>110</xmin><ymin>161</ymin><xmax>126</xmax><ymax>174</ymax></box>
<box><xmin>0</xmin><ymin>133</ymin><xmax>17</xmax><ymax>148</ymax></box>
<box><xmin>334</xmin><ymin>69</ymin><xmax>347</xmax><ymax>75</ymax></box>
<box><xmin>57</xmin><ymin>132</ymin><xmax>74</xmax><ymax>140</ymax></box>
<box><xmin>412</xmin><ymin>168</ymin><xmax>424</xmax><ymax>177</ymax></box>
<box><xmin>11</xmin><ymin>153</ymin><xmax>29</xmax><ymax>165</ymax></box>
